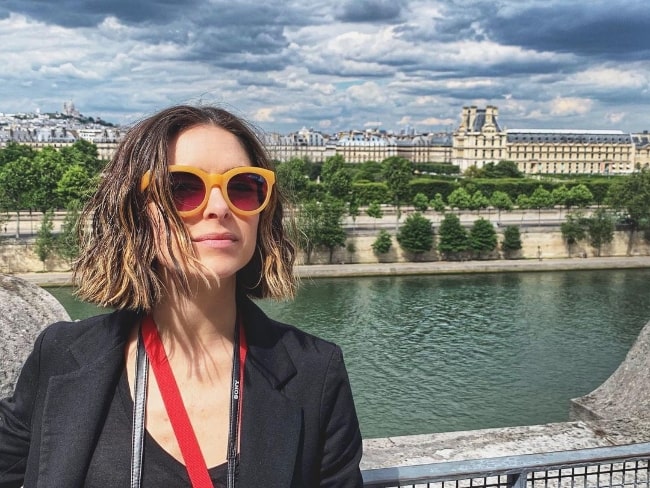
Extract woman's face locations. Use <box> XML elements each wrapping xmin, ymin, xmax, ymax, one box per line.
<box><xmin>162</xmin><ymin>124</ymin><xmax>260</xmax><ymax>284</ymax></box>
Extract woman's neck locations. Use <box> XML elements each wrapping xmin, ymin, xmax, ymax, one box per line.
<box><xmin>150</xmin><ymin>276</ymin><xmax>239</xmax><ymax>378</ymax></box>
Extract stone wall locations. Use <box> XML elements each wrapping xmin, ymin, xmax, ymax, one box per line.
<box><xmin>2</xmin><ymin>227</ymin><xmax>650</xmax><ymax>273</ymax></box>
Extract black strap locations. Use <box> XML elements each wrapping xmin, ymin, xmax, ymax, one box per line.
<box><xmin>131</xmin><ymin>329</ymin><xmax>149</xmax><ymax>488</ymax></box>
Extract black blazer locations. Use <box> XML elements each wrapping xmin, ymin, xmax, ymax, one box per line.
<box><xmin>0</xmin><ymin>297</ymin><xmax>363</xmax><ymax>487</ymax></box>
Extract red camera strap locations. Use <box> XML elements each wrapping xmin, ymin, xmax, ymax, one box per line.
<box><xmin>141</xmin><ymin>314</ymin><xmax>247</xmax><ymax>488</ymax></box>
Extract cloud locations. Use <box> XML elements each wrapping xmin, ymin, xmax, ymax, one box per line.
<box><xmin>335</xmin><ymin>0</ymin><xmax>407</xmax><ymax>23</ymax></box>
<box><xmin>549</xmin><ymin>97</ymin><xmax>593</xmax><ymax>116</ymax></box>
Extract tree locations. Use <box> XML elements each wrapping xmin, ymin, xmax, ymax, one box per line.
<box><xmin>321</xmin><ymin>155</ymin><xmax>352</xmax><ymax>200</ymax></box>
<box><xmin>567</xmin><ymin>184</ymin><xmax>594</xmax><ymax>208</ymax></box>
<box><xmin>469</xmin><ymin>190</ymin><xmax>490</xmax><ymax>212</ymax></box>
<box><xmin>0</xmin><ymin>141</ymin><xmax>36</xmax><ymax>168</ymax></box>
<box><xmin>297</xmin><ymin>200</ymin><xmax>322</xmax><ymax>264</ymax></box>
<box><xmin>0</xmin><ymin>156</ymin><xmax>39</xmax><ymax>237</ymax></box>
<box><xmin>529</xmin><ymin>185</ymin><xmax>553</xmax><ymax>222</ymax></box>
<box><xmin>482</xmin><ymin>160</ymin><xmax>523</xmax><ymax>178</ymax></box>
<box><xmin>366</xmin><ymin>201</ymin><xmax>383</xmax><ymax>229</ymax></box>
<box><xmin>372</xmin><ymin>230</ymin><xmax>392</xmax><ymax>255</ymax></box>
<box><xmin>447</xmin><ymin>187</ymin><xmax>471</xmax><ymax>210</ymax></box>
<box><xmin>515</xmin><ymin>194</ymin><xmax>530</xmax><ymax>209</ymax></box>
<box><xmin>382</xmin><ymin>156</ymin><xmax>413</xmax><ymax>224</ymax></box>
<box><xmin>586</xmin><ymin>208</ymin><xmax>615</xmax><ymax>257</ymax></box>
<box><xmin>438</xmin><ymin>213</ymin><xmax>469</xmax><ymax>260</ymax></box>
<box><xmin>552</xmin><ymin>185</ymin><xmax>570</xmax><ymax>208</ymax></box>
<box><xmin>276</xmin><ymin>157</ymin><xmax>308</xmax><ymax>203</ymax></box>
<box><xmin>60</xmin><ymin>139</ymin><xmax>103</xmax><ymax>175</ymax></box>
<box><xmin>430</xmin><ymin>193</ymin><xmax>446</xmax><ymax>212</ymax></box>
<box><xmin>56</xmin><ymin>164</ymin><xmax>96</xmax><ymax>208</ymax></box>
<box><xmin>561</xmin><ymin>212</ymin><xmax>588</xmax><ymax>252</ymax></box>
<box><xmin>32</xmin><ymin>147</ymin><xmax>66</xmax><ymax>212</ymax></box>
<box><xmin>316</xmin><ymin>196</ymin><xmax>347</xmax><ymax>264</ymax></box>
<box><xmin>469</xmin><ymin>218</ymin><xmax>497</xmax><ymax>259</ymax></box>
<box><xmin>35</xmin><ymin>210</ymin><xmax>56</xmax><ymax>267</ymax></box>
<box><xmin>396</xmin><ymin>212</ymin><xmax>434</xmax><ymax>258</ymax></box>
<box><xmin>412</xmin><ymin>192</ymin><xmax>429</xmax><ymax>212</ymax></box>
<box><xmin>56</xmin><ymin>201</ymin><xmax>81</xmax><ymax>267</ymax></box>
<box><xmin>607</xmin><ymin>169</ymin><xmax>650</xmax><ymax>233</ymax></box>
<box><xmin>501</xmin><ymin>225</ymin><xmax>522</xmax><ymax>259</ymax></box>
<box><xmin>490</xmin><ymin>191</ymin><xmax>513</xmax><ymax>221</ymax></box>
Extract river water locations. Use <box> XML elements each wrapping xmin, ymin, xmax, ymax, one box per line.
<box><xmin>45</xmin><ymin>268</ymin><xmax>650</xmax><ymax>439</ymax></box>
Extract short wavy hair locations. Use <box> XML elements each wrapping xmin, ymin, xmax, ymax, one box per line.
<box><xmin>73</xmin><ymin>105</ymin><xmax>296</xmax><ymax>311</ymax></box>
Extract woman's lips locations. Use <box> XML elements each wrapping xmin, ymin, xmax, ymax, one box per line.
<box><xmin>192</xmin><ymin>233</ymin><xmax>238</xmax><ymax>248</ymax></box>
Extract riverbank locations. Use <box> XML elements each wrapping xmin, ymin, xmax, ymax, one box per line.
<box><xmin>11</xmin><ymin>255</ymin><xmax>650</xmax><ymax>286</ymax></box>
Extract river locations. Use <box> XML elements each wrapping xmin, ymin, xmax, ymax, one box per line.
<box><xmin>45</xmin><ymin>268</ymin><xmax>650</xmax><ymax>439</ymax></box>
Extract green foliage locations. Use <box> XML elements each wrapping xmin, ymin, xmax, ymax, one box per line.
<box><xmin>60</xmin><ymin>139</ymin><xmax>103</xmax><ymax>175</ymax></box>
<box><xmin>552</xmin><ymin>185</ymin><xmax>570</xmax><ymax>207</ymax></box>
<box><xmin>296</xmin><ymin>200</ymin><xmax>321</xmax><ymax>264</ymax></box>
<box><xmin>430</xmin><ymin>193</ymin><xmax>446</xmax><ymax>212</ymax></box>
<box><xmin>317</xmin><ymin>196</ymin><xmax>347</xmax><ymax>263</ymax></box>
<box><xmin>35</xmin><ymin>210</ymin><xmax>55</xmax><ymax>265</ymax></box>
<box><xmin>366</xmin><ymin>201</ymin><xmax>383</xmax><ymax>219</ymax></box>
<box><xmin>353</xmin><ymin>160</ymin><xmax>384</xmax><ymax>182</ymax></box>
<box><xmin>372</xmin><ymin>230</ymin><xmax>392</xmax><ymax>254</ymax></box>
<box><xmin>477</xmin><ymin>160</ymin><xmax>523</xmax><ymax>178</ymax></box>
<box><xmin>469</xmin><ymin>218</ymin><xmax>498</xmax><ymax>257</ymax></box>
<box><xmin>561</xmin><ymin>212</ymin><xmax>588</xmax><ymax>245</ymax></box>
<box><xmin>321</xmin><ymin>155</ymin><xmax>352</xmax><ymax>200</ymax></box>
<box><xmin>438</xmin><ymin>213</ymin><xmax>470</xmax><ymax>258</ymax></box>
<box><xmin>607</xmin><ymin>170</ymin><xmax>650</xmax><ymax>232</ymax></box>
<box><xmin>567</xmin><ymin>184</ymin><xmax>594</xmax><ymax>208</ymax></box>
<box><xmin>502</xmin><ymin>225</ymin><xmax>523</xmax><ymax>256</ymax></box>
<box><xmin>408</xmin><ymin>177</ymin><xmax>459</xmax><ymax>200</ymax></box>
<box><xmin>351</xmin><ymin>182</ymin><xmax>390</xmax><ymax>205</ymax></box>
<box><xmin>586</xmin><ymin>208</ymin><xmax>615</xmax><ymax>256</ymax></box>
<box><xmin>276</xmin><ymin>157</ymin><xmax>309</xmax><ymax>202</ymax></box>
<box><xmin>516</xmin><ymin>193</ymin><xmax>530</xmax><ymax>209</ymax></box>
<box><xmin>55</xmin><ymin>202</ymin><xmax>81</xmax><ymax>267</ymax></box>
<box><xmin>382</xmin><ymin>156</ymin><xmax>413</xmax><ymax>206</ymax></box>
<box><xmin>0</xmin><ymin>142</ymin><xmax>36</xmax><ymax>168</ymax></box>
<box><xmin>528</xmin><ymin>185</ymin><xmax>554</xmax><ymax>209</ymax></box>
<box><xmin>469</xmin><ymin>190</ymin><xmax>490</xmax><ymax>211</ymax></box>
<box><xmin>412</xmin><ymin>192</ymin><xmax>429</xmax><ymax>212</ymax></box>
<box><xmin>396</xmin><ymin>212</ymin><xmax>434</xmax><ymax>256</ymax></box>
<box><xmin>490</xmin><ymin>191</ymin><xmax>513</xmax><ymax>211</ymax></box>
<box><xmin>447</xmin><ymin>187</ymin><xmax>472</xmax><ymax>210</ymax></box>
<box><xmin>56</xmin><ymin>164</ymin><xmax>96</xmax><ymax>208</ymax></box>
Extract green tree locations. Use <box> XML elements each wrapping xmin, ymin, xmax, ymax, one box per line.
<box><xmin>55</xmin><ymin>202</ymin><xmax>81</xmax><ymax>267</ymax></box>
<box><xmin>438</xmin><ymin>213</ymin><xmax>470</xmax><ymax>260</ymax></box>
<box><xmin>586</xmin><ymin>208</ymin><xmax>615</xmax><ymax>257</ymax></box>
<box><xmin>0</xmin><ymin>156</ymin><xmax>39</xmax><ymax>237</ymax></box>
<box><xmin>529</xmin><ymin>185</ymin><xmax>553</xmax><ymax>223</ymax></box>
<box><xmin>447</xmin><ymin>187</ymin><xmax>472</xmax><ymax>210</ymax></box>
<box><xmin>412</xmin><ymin>192</ymin><xmax>429</xmax><ymax>212</ymax></box>
<box><xmin>35</xmin><ymin>210</ymin><xmax>56</xmax><ymax>267</ymax></box>
<box><xmin>430</xmin><ymin>193</ymin><xmax>446</xmax><ymax>212</ymax></box>
<box><xmin>297</xmin><ymin>200</ymin><xmax>322</xmax><ymax>264</ymax></box>
<box><xmin>552</xmin><ymin>185</ymin><xmax>570</xmax><ymax>208</ymax></box>
<box><xmin>607</xmin><ymin>169</ymin><xmax>650</xmax><ymax>244</ymax></box>
<box><xmin>515</xmin><ymin>193</ymin><xmax>530</xmax><ymax>209</ymax></box>
<box><xmin>354</xmin><ymin>160</ymin><xmax>383</xmax><ymax>182</ymax></box>
<box><xmin>490</xmin><ymin>190</ymin><xmax>513</xmax><ymax>222</ymax></box>
<box><xmin>276</xmin><ymin>157</ymin><xmax>308</xmax><ymax>203</ymax></box>
<box><xmin>56</xmin><ymin>164</ymin><xmax>96</xmax><ymax>208</ymax></box>
<box><xmin>321</xmin><ymin>155</ymin><xmax>352</xmax><ymax>200</ymax></box>
<box><xmin>366</xmin><ymin>201</ymin><xmax>383</xmax><ymax>229</ymax></box>
<box><xmin>469</xmin><ymin>190</ymin><xmax>490</xmax><ymax>212</ymax></box>
<box><xmin>396</xmin><ymin>212</ymin><xmax>434</xmax><ymax>258</ymax></box>
<box><xmin>60</xmin><ymin>139</ymin><xmax>103</xmax><ymax>175</ymax></box>
<box><xmin>561</xmin><ymin>212</ymin><xmax>588</xmax><ymax>251</ymax></box>
<box><xmin>0</xmin><ymin>141</ymin><xmax>36</xmax><ymax>168</ymax></box>
<box><xmin>32</xmin><ymin>147</ymin><xmax>66</xmax><ymax>211</ymax></box>
<box><xmin>382</xmin><ymin>156</ymin><xmax>413</xmax><ymax>223</ymax></box>
<box><xmin>567</xmin><ymin>184</ymin><xmax>594</xmax><ymax>208</ymax></box>
<box><xmin>372</xmin><ymin>229</ymin><xmax>392</xmax><ymax>255</ymax></box>
<box><xmin>469</xmin><ymin>218</ymin><xmax>497</xmax><ymax>258</ymax></box>
<box><xmin>315</xmin><ymin>196</ymin><xmax>347</xmax><ymax>264</ymax></box>
<box><xmin>501</xmin><ymin>225</ymin><xmax>522</xmax><ymax>258</ymax></box>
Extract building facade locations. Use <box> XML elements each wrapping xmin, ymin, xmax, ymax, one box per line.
<box><xmin>1</xmin><ymin>105</ymin><xmax>648</xmax><ymax>175</ymax></box>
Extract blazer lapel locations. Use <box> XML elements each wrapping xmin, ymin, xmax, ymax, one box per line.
<box><xmin>238</xmin><ymin>298</ymin><xmax>303</xmax><ymax>487</ymax></box>
<box><xmin>36</xmin><ymin>312</ymin><xmax>134</xmax><ymax>488</ymax></box>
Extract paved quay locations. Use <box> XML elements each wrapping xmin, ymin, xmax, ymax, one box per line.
<box><xmin>11</xmin><ymin>255</ymin><xmax>650</xmax><ymax>286</ymax></box>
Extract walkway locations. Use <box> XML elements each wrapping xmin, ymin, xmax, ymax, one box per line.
<box><xmin>12</xmin><ymin>255</ymin><xmax>650</xmax><ymax>286</ymax></box>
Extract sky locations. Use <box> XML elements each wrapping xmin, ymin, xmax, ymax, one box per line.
<box><xmin>1</xmin><ymin>0</ymin><xmax>649</xmax><ymax>135</ymax></box>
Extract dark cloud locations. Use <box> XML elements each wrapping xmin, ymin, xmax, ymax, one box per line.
<box><xmin>480</xmin><ymin>1</ymin><xmax>650</xmax><ymax>62</ymax></box>
<box><xmin>335</xmin><ymin>0</ymin><xmax>407</xmax><ymax>23</ymax></box>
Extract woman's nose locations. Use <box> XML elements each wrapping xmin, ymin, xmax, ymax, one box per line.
<box><xmin>203</xmin><ymin>186</ymin><xmax>231</xmax><ymax>218</ymax></box>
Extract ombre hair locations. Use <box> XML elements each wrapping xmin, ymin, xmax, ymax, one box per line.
<box><xmin>73</xmin><ymin>105</ymin><xmax>296</xmax><ymax>311</ymax></box>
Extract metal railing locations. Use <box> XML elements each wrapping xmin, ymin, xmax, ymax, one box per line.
<box><xmin>362</xmin><ymin>442</ymin><xmax>650</xmax><ymax>488</ymax></box>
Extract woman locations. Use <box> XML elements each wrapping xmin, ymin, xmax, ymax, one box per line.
<box><xmin>0</xmin><ymin>105</ymin><xmax>363</xmax><ymax>487</ymax></box>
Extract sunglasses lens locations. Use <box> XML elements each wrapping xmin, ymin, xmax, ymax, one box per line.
<box><xmin>169</xmin><ymin>172</ymin><xmax>205</xmax><ymax>212</ymax></box>
<box><xmin>227</xmin><ymin>172</ymin><xmax>268</xmax><ymax>211</ymax></box>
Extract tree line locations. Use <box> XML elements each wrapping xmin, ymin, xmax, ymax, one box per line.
<box><xmin>2</xmin><ymin>142</ymin><xmax>650</xmax><ymax>266</ymax></box>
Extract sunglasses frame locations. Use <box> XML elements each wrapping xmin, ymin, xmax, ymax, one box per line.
<box><xmin>140</xmin><ymin>165</ymin><xmax>275</xmax><ymax>217</ymax></box>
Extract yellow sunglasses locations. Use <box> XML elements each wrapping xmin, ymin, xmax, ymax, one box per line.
<box><xmin>140</xmin><ymin>165</ymin><xmax>275</xmax><ymax>217</ymax></box>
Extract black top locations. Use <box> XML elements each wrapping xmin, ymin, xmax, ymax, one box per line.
<box><xmin>84</xmin><ymin>370</ymin><xmax>235</xmax><ymax>487</ymax></box>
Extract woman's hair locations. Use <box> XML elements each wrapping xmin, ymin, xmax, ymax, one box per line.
<box><xmin>73</xmin><ymin>105</ymin><xmax>296</xmax><ymax>311</ymax></box>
